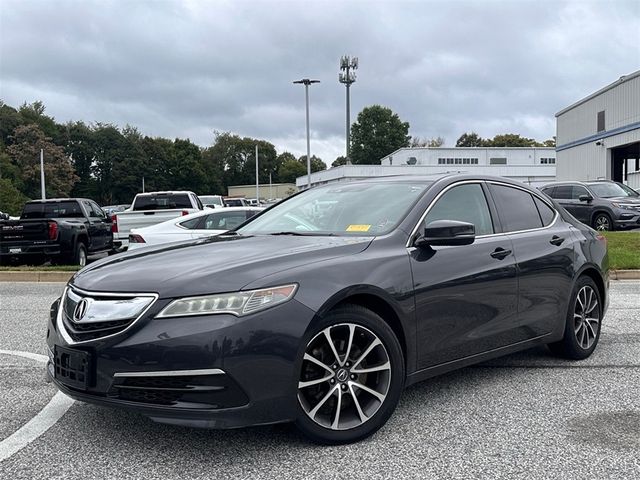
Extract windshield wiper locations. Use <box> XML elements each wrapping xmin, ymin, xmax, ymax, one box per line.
<box><xmin>267</xmin><ymin>231</ymin><xmax>335</xmax><ymax>236</ymax></box>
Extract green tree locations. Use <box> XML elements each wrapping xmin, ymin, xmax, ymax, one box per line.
<box><xmin>0</xmin><ymin>102</ymin><xmax>24</xmax><ymax>147</ymax></box>
<box><xmin>455</xmin><ymin>132</ymin><xmax>485</xmax><ymax>147</ymax></box>
<box><xmin>0</xmin><ymin>178</ymin><xmax>29</xmax><ymax>216</ymax></box>
<box><xmin>485</xmin><ymin>133</ymin><xmax>537</xmax><ymax>147</ymax></box>
<box><xmin>298</xmin><ymin>155</ymin><xmax>327</xmax><ymax>173</ymax></box>
<box><xmin>208</xmin><ymin>132</ymin><xmax>279</xmax><ymax>189</ymax></box>
<box><xmin>18</xmin><ymin>101</ymin><xmax>62</xmax><ymax>144</ymax></box>
<box><xmin>542</xmin><ymin>137</ymin><xmax>556</xmax><ymax>147</ymax></box>
<box><xmin>411</xmin><ymin>136</ymin><xmax>445</xmax><ymax>147</ymax></box>
<box><xmin>350</xmin><ymin>105</ymin><xmax>411</xmax><ymax>165</ymax></box>
<box><xmin>278</xmin><ymin>158</ymin><xmax>306</xmax><ymax>183</ymax></box>
<box><xmin>6</xmin><ymin>124</ymin><xmax>78</xmax><ymax>199</ymax></box>
<box><xmin>332</xmin><ymin>156</ymin><xmax>348</xmax><ymax>167</ymax></box>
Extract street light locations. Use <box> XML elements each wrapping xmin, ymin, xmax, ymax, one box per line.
<box><xmin>339</xmin><ymin>55</ymin><xmax>358</xmax><ymax>164</ymax></box>
<box><xmin>293</xmin><ymin>78</ymin><xmax>320</xmax><ymax>188</ymax></box>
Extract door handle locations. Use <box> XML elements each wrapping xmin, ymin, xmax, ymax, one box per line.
<box><xmin>490</xmin><ymin>247</ymin><xmax>512</xmax><ymax>260</ymax></box>
<box><xmin>549</xmin><ymin>235</ymin><xmax>565</xmax><ymax>246</ymax></box>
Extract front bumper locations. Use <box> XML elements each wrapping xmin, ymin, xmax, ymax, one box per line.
<box><xmin>613</xmin><ymin>210</ymin><xmax>640</xmax><ymax>229</ymax></box>
<box><xmin>46</xmin><ymin>294</ymin><xmax>316</xmax><ymax>428</ymax></box>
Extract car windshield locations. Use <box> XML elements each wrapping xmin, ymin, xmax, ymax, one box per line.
<box><xmin>587</xmin><ymin>182</ymin><xmax>639</xmax><ymax>198</ymax></box>
<box><xmin>237</xmin><ymin>181</ymin><xmax>430</xmax><ymax>236</ymax></box>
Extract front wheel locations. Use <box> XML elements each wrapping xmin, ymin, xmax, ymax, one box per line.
<box><xmin>548</xmin><ymin>276</ymin><xmax>602</xmax><ymax>359</ymax></box>
<box><xmin>295</xmin><ymin>305</ymin><xmax>405</xmax><ymax>444</ymax></box>
<box><xmin>593</xmin><ymin>213</ymin><xmax>613</xmax><ymax>231</ymax></box>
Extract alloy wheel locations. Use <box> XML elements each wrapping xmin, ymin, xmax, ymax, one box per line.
<box><xmin>595</xmin><ymin>215</ymin><xmax>610</xmax><ymax>231</ymax></box>
<box><xmin>298</xmin><ymin>323</ymin><xmax>392</xmax><ymax>431</ymax></box>
<box><xmin>78</xmin><ymin>248</ymin><xmax>87</xmax><ymax>267</ymax></box>
<box><xmin>574</xmin><ymin>285</ymin><xmax>600</xmax><ymax>349</ymax></box>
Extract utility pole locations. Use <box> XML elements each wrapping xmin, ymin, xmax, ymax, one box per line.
<box><xmin>339</xmin><ymin>56</ymin><xmax>358</xmax><ymax>164</ymax></box>
<box><xmin>40</xmin><ymin>149</ymin><xmax>46</xmax><ymax>199</ymax></box>
<box><xmin>293</xmin><ymin>78</ymin><xmax>320</xmax><ymax>189</ymax></box>
<box><xmin>255</xmin><ymin>144</ymin><xmax>259</xmax><ymax>203</ymax></box>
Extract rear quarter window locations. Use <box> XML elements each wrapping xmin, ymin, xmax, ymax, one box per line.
<box><xmin>490</xmin><ymin>184</ymin><xmax>543</xmax><ymax>232</ymax></box>
<box><xmin>533</xmin><ymin>196</ymin><xmax>556</xmax><ymax>226</ymax></box>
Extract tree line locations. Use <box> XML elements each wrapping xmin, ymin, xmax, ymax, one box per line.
<box><xmin>0</xmin><ymin>101</ymin><xmax>328</xmax><ymax>215</ymax></box>
<box><xmin>0</xmin><ymin>100</ymin><xmax>555</xmax><ymax>215</ymax></box>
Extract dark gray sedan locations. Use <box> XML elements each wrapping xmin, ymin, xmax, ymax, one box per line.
<box><xmin>46</xmin><ymin>174</ymin><xmax>609</xmax><ymax>444</ymax></box>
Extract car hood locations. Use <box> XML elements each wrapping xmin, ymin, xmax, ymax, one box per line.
<box><xmin>71</xmin><ymin>234</ymin><xmax>373</xmax><ymax>297</ymax></box>
<box><xmin>608</xmin><ymin>196</ymin><xmax>640</xmax><ymax>204</ymax></box>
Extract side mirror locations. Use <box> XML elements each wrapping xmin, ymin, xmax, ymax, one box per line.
<box><xmin>414</xmin><ymin>220</ymin><xmax>476</xmax><ymax>247</ymax></box>
<box><xmin>578</xmin><ymin>194</ymin><xmax>593</xmax><ymax>202</ymax></box>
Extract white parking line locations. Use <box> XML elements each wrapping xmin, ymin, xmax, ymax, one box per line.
<box><xmin>0</xmin><ymin>350</ymin><xmax>75</xmax><ymax>463</ymax></box>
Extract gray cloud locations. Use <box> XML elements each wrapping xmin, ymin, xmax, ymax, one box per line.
<box><xmin>1</xmin><ymin>0</ymin><xmax>639</xmax><ymax>163</ymax></box>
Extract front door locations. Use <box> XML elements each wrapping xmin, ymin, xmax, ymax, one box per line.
<box><xmin>409</xmin><ymin>182</ymin><xmax>519</xmax><ymax>369</ymax></box>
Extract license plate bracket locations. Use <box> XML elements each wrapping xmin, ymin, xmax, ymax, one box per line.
<box><xmin>54</xmin><ymin>345</ymin><xmax>92</xmax><ymax>389</ymax></box>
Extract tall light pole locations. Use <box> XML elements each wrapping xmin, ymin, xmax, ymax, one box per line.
<box><xmin>339</xmin><ymin>55</ymin><xmax>358</xmax><ymax>164</ymax></box>
<box><xmin>293</xmin><ymin>78</ymin><xmax>320</xmax><ymax>188</ymax></box>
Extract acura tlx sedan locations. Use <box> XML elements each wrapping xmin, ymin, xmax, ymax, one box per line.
<box><xmin>46</xmin><ymin>174</ymin><xmax>608</xmax><ymax>444</ymax></box>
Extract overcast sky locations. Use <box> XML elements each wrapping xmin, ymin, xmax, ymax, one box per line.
<box><xmin>1</xmin><ymin>0</ymin><xmax>639</xmax><ymax>163</ymax></box>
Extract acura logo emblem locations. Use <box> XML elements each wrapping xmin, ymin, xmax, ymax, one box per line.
<box><xmin>336</xmin><ymin>369</ymin><xmax>349</xmax><ymax>382</ymax></box>
<box><xmin>73</xmin><ymin>298</ymin><xmax>90</xmax><ymax>322</ymax></box>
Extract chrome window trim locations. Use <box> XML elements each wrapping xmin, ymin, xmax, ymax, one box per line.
<box><xmin>406</xmin><ymin>179</ymin><xmax>560</xmax><ymax>248</ymax></box>
<box><xmin>113</xmin><ymin>368</ymin><xmax>225</xmax><ymax>378</ymax></box>
<box><xmin>57</xmin><ymin>286</ymin><xmax>159</xmax><ymax>346</ymax></box>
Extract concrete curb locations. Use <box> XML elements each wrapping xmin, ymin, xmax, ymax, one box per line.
<box><xmin>0</xmin><ymin>271</ymin><xmax>75</xmax><ymax>283</ymax></box>
<box><xmin>1</xmin><ymin>269</ymin><xmax>640</xmax><ymax>283</ymax></box>
<box><xmin>610</xmin><ymin>270</ymin><xmax>640</xmax><ymax>280</ymax></box>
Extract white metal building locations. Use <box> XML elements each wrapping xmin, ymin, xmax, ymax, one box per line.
<box><xmin>296</xmin><ymin>147</ymin><xmax>556</xmax><ymax>189</ymax></box>
<box><xmin>556</xmin><ymin>70</ymin><xmax>640</xmax><ymax>188</ymax></box>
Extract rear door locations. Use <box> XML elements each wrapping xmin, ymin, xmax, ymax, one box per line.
<box><xmin>89</xmin><ymin>201</ymin><xmax>112</xmax><ymax>250</ymax></box>
<box><xmin>487</xmin><ymin>182</ymin><xmax>575</xmax><ymax>336</ymax></box>
<box><xmin>410</xmin><ymin>181</ymin><xmax>519</xmax><ymax>369</ymax></box>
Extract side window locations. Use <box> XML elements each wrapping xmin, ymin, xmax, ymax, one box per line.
<box><xmin>193</xmin><ymin>194</ymin><xmax>204</xmax><ymax>210</ymax></box>
<box><xmin>90</xmin><ymin>201</ymin><xmax>106</xmax><ymax>219</ymax></box>
<box><xmin>179</xmin><ymin>217</ymin><xmax>202</xmax><ymax>229</ymax></box>
<box><xmin>246</xmin><ymin>210</ymin><xmax>259</xmax><ymax>220</ymax></box>
<box><xmin>424</xmin><ymin>183</ymin><xmax>494</xmax><ymax>236</ymax></box>
<box><xmin>83</xmin><ymin>201</ymin><xmax>98</xmax><ymax>218</ymax></box>
<box><xmin>554</xmin><ymin>186</ymin><xmax>573</xmax><ymax>199</ymax></box>
<box><xmin>491</xmin><ymin>184</ymin><xmax>543</xmax><ymax>232</ymax></box>
<box><xmin>541</xmin><ymin>186</ymin><xmax>555</xmax><ymax>198</ymax></box>
<box><xmin>571</xmin><ymin>186</ymin><xmax>589</xmax><ymax>200</ymax></box>
<box><xmin>533</xmin><ymin>196</ymin><xmax>556</xmax><ymax>227</ymax></box>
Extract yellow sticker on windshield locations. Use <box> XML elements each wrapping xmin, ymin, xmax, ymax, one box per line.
<box><xmin>346</xmin><ymin>224</ymin><xmax>371</xmax><ymax>232</ymax></box>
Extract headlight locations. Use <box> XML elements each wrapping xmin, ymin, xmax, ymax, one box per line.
<box><xmin>156</xmin><ymin>284</ymin><xmax>298</xmax><ymax>318</ymax></box>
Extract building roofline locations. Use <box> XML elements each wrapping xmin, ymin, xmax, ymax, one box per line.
<box><xmin>383</xmin><ymin>146</ymin><xmax>555</xmax><ymax>157</ymax></box>
<box><xmin>555</xmin><ymin>69</ymin><xmax>640</xmax><ymax>117</ymax></box>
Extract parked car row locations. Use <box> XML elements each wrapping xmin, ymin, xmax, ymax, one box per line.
<box><xmin>0</xmin><ymin>191</ymin><xmax>259</xmax><ymax>266</ymax></box>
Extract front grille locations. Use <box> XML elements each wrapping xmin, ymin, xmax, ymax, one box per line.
<box><xmin>60</xmin><ymin>287</ymin><xmax>156</xmax><ymax>343</ymax></box>
<box><xmin>109</xmin><ymin>373</ymin><xmax>249</xmax><ymax>409</ymax></box>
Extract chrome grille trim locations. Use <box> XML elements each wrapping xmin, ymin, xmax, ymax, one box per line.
<box><xmin>57</xmin><ymin>286</ymin><xmax>159</xmax><ymax>345</ymax></box>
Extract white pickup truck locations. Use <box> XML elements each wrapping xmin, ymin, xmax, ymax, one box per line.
<box><xmin>112</xmin><ymin>191</ymin><xmax>203</xmax><ymax>250</ymax></box>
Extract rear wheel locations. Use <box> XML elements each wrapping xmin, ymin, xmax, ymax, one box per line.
<box><xmin>71</xmin><ymin>242</ymin><xmax>87</xmax><ymax>267</ymax></box>
<box><xmin>295</xmin><ymin>305</ymin><xmax>404</xmax><ymax>444</ymax></box>
<box><xmin>548</xmin><ymin>276</ymin><xmax>602</xmax><ymax>359</ymax></box>
<box><xmin>592</xmin><ymin>213</ymin><xmax>613</xmax><ymax>231</ymax></box>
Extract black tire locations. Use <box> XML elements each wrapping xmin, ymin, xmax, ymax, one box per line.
<box><xmin>592</xmin><ymin>212</ymin><xmax>613</xmax><ymax>231</ymax></box>
<box><xmin>295</xmin><ymin>304</ymin><xmax>405</xmax><ymax>445</ymax></box>
<box><xmin>72</xmin><ymin>242</ymin><xmax>88</xmax><ymax>267</ymax></box>
<box><xmin>548</xmin><ymin>276</ymin><xmax>602</xmax><ymax>360</ymax></box>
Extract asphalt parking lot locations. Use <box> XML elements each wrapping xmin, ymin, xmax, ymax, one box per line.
<box><xmin>1</xmin><ymin>282</ymin><xmax>639</xmax><ymax>479</ymax></box>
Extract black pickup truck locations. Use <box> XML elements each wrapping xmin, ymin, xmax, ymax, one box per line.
<box><xmin>0</xmin><ymin>198</ymin><xmax>113</xmax><ymax>266</ymax></box>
